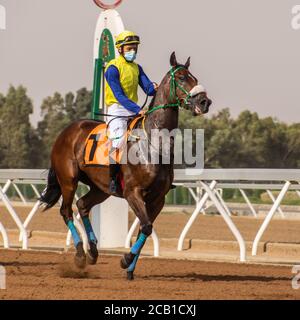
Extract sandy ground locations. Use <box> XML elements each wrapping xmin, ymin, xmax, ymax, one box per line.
<box><xmin>0</xmin><ymin>249</ymin><xmax>299</xmax><ymax>300</ymax></box>
<box><xmin>1</xmin><ymin>204</ymin><xmax>300</xmax><ymax>299</ymax></box>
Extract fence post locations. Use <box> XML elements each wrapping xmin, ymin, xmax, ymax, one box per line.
<box><xmin>252</xmin><ymin>181</ymin><xmax>291</xmax><ymax>256</ymax></box>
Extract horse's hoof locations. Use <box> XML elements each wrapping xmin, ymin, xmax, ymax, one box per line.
<box><xmin>86</xmin><ymin>241</ymin><xmax>98</xmax><ymax>265</ymax></box>
<box><xmin>127</xmin><ymin>271</ymin><xmax>134</xmax><ymax>281</ymax></box>
<box><xmin>74</xmin><ymin>242</ymin><xmax>86</xmax><ymax>269</ymax></box>
<box><xmin>120</xmin><ymin>256</ymin><xmax>129</xmax><ymax>269</ymax></box>
<box><xmin>86</xmin><ymin>250</ymin><xmax>98</xmax><ymax>265</ymax></box>
<box><xmin>120</xmin><ymin>253</ymin><xmax>134</xmax><ymax>269</ymax></box>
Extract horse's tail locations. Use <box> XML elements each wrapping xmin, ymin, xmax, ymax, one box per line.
<box><xmin>39</xmin><ymin>168</ymin><xmax>62</xmax><ymax>211</ymax></box>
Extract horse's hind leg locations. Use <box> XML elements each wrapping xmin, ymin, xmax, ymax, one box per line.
<box><xmin>76</xmin><ymin>186</ymin><xmax>109</xmax><ymax>265</ymax></box>
<box><xmin>59</xmin><ymin>177</ymin><xmax>87</xmax><ymax>269</ymax></box>
<box><xmin>54</xmin><ymin>158</ymin><xmax>86</xmax><ymax>268</ymax></box>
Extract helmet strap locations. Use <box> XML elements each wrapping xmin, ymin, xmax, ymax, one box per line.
<box><xmin>118</xmin><ymin>46</ymin><xmax>124</xmax><ymax>55</ymax></box>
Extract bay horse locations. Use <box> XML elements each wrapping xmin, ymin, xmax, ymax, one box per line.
<box><xmin>40</xmin><ymin>52</ymin><xmax>212</xmax><ymax>280</ymax></box>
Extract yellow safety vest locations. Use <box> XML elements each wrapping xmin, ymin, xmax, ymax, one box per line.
<box><xmin>105</xmin><ymin>55</ymin><xmax>139</xmax><ymax>107</ymax></box>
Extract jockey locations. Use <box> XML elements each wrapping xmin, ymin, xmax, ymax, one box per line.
<box><xmin>105</xmin><ymin>30</ymin><xmax>158</xmax><ymax>193</ymax></box>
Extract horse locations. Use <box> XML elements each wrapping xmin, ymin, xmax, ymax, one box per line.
<box><xmin>40</xmin><ymin>52</ymin><xmax>212</xmax><ymax>280</ymax></box>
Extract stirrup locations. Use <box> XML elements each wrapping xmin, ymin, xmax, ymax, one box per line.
<box><xmin>109</xmin><ymin>179</ymin><xmax>118</xmax><ymax>194</ymax></box>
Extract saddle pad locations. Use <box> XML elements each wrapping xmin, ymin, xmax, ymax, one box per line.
<box><xmin>83</xmin><ymin>116</ymin><xmax>143</xmax><ymax>167</ymax></box>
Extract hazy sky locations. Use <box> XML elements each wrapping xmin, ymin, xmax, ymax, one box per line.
<box><xmin>0</xmin><ymin>0</ymin><xmax>299</xmax><ymax>125</ymax></box>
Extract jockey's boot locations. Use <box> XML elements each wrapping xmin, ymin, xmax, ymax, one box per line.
<box><xmin>109</xmin><ymin>163</ymin><xmax>120</xmax><ymax>194</ymax></box>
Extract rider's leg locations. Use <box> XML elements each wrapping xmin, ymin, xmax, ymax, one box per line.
<box><xmin>107</xmin><ymin>104</ymin><xmax>135</xmax><ymax>194</ymax></box>
<box><xmin>109</xmin><ymin>150</ymin><xmax>121</xmax><ymax>194</ymax></box>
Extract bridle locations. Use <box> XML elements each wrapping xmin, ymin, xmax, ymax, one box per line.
<box><xmin>135</xmin><ymin>66</ymin><xmax>206</xmax><ymax>156</ymax></box>
<box><xmin>146</xmin><ymin>66</ymin><xmax>204</xmax><ymax>115</ymax></box>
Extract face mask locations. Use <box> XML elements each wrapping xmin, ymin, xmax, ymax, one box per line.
<box><xmin>124</xmin><ymin>50</ymin><xmax>137</xmax><ymax>62</ymax></box>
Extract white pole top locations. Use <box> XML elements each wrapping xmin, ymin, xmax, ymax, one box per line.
<box><xmin>93</xmin><ymin>0</ymin><xmax>123</xmax><ymax>10</ymax></box>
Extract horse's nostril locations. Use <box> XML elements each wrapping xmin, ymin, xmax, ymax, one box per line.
<box><xmin>202</xmin><ymin>99</ymin><xmax>211</xmax><ymax>113</ymax></box>
<box><xmin>200</xmin><ymin>99</ymin><xmax>208</xmax><ymax>107</ymax></box>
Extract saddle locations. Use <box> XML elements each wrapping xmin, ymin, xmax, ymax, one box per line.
<box><xmin>83</xmin><ymin>115</ymin><xmax>143</xmax><ymax>167</ymax></box>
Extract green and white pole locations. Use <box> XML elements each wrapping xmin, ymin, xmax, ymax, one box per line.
<box><xmin>91</xmin><ymin>1</ymin><xmax>129</xmax><ymax>250</ymax></box>
<box><xmin>91</xmin><ymin>5</ymin><xmax>125</xmax><ymax>121</ymax></box>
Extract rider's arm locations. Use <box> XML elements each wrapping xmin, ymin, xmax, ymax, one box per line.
<box><xmin>105</xmin><ymin>65</ymin><xmax>141</xmax><ymax>114</ymax></box>
<box><xmin>138</xmin><ymin>65</ymin><xmax>156</xmax><ymax>96</ymax></box>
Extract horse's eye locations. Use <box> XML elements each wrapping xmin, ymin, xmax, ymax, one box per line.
<box><xmin>179</xmin><ymin>75</ymin><xmax>185</xmax><ymax>81</ymax></box>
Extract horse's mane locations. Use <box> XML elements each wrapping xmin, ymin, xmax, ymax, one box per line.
<box><xmin>147</xmin><ymin>95</ymin><xmax>157</xmax><ymax>110</ymax></box>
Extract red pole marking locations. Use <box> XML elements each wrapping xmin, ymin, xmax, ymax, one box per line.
<box><xmin>93</xmin><ymin>0</ymin><xmax>123</xmax><ymax>10</ymax></box>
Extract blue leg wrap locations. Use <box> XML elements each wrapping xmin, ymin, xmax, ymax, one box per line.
<box><xmin>67</xmin><ymin>220</ymin><xmax>81</xmax><ymax>247</ymax></box>
<box><xmin>128</xmin><ymin>233</ymin><xmax>148</xmax><ymax>272</ymax></box>
<box><xmin>82</xmin><ymin>216</ymin><xmax>97</xmax><ymax>244</ymax></box>
<box><xmin>131</xmin><ymin>233</ymin><xmax>147</xmax><ymax>255</ymax></box>
<box><xmin>128</xmin><ymin>253</ymin><xmax>140</xmax><ymax>273</ymax></box>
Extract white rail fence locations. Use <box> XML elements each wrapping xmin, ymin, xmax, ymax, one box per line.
<box><xmin>1</xmin><ymin>169</ymin><xmax>300</xmax><ymax>262</ymax></box>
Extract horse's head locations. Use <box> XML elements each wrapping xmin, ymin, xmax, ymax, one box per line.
<box><xmin>167</xmin><ymin>52</ymin><xmax>212</xmax><ymax>116</ymax></box>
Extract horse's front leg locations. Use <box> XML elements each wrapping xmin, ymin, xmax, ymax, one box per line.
<box><xmin>121</xmin><ymin>188</ymin><xmax>153</xmax><ymax>280</ymax></box>
<box><xmin>123</xmin><ymin>228</ymin><xmax>143</xmax><ymax>280</ymax></box>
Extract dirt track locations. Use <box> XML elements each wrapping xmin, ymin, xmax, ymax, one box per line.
<box><xmin>1</xmin><ymin>205</ymin><xmax>300</xmax><ymax>299</ymax></box>
<box><xmin>0</xmin><ymin>250</ymin><xmax>299</xmax><ymax>300</ymax></box>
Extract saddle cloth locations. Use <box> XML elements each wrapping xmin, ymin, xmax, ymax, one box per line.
<box><xmin>83</xmin><ymin>116</ymin><xmax>143</xmax><ymax>167</ymax></box>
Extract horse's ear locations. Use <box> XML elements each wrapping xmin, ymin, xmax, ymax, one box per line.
<box><xmin>185</xmin><ymin>57</ymin><xmax>191</xmax><ymax>69</ymax></box>
<box><xmin>170</xmin><ymin>52</ymin><xmax>177</xmax><ymax>67</ymax></box>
